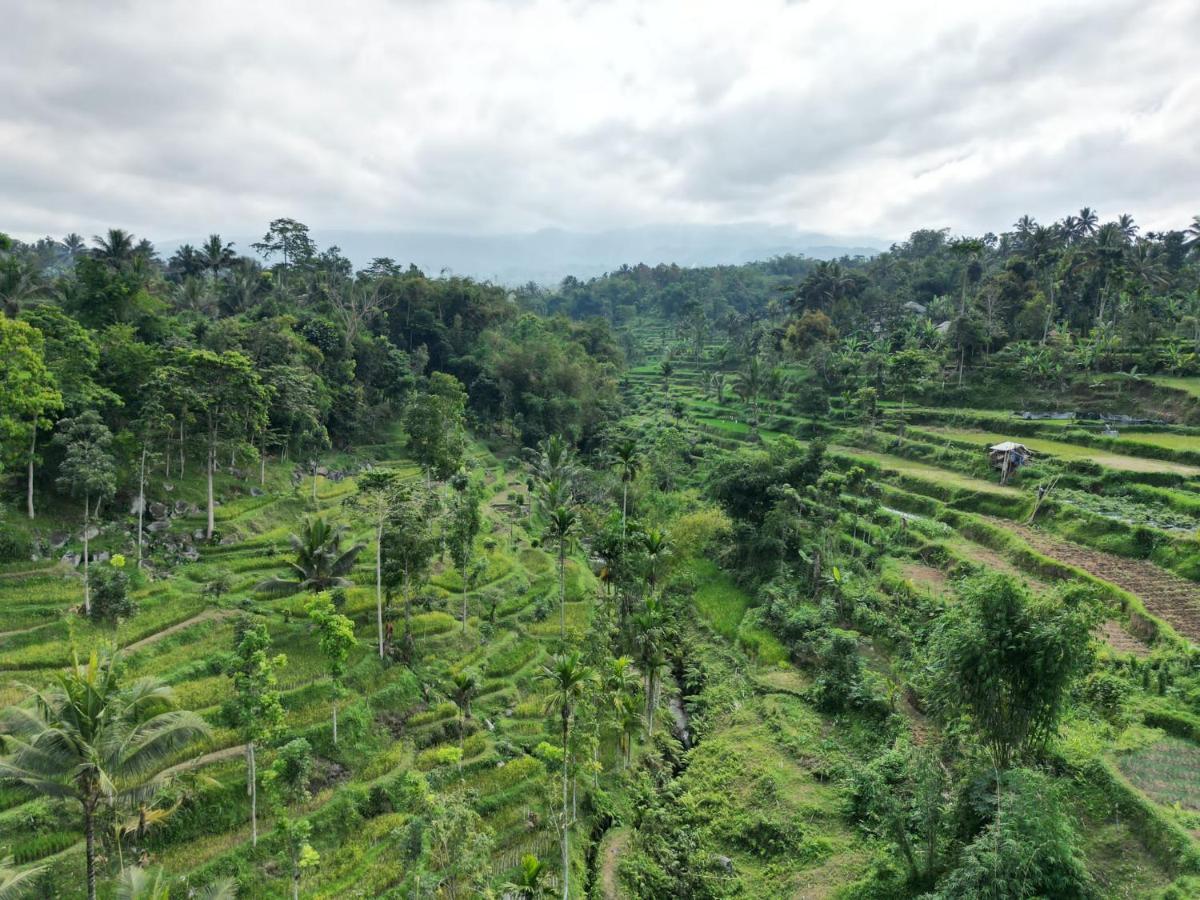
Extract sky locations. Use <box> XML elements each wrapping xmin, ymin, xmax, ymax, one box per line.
<box><xmin>3</xmin><ymin>0</ymin><xmax>1199</xmax><ymax>247</ymax></box>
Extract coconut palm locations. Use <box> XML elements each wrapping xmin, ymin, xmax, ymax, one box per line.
<box><xmin>61</xmin><ymin>233</ymin><xmax>86</xmax><ymax>262</ymax></box>
<box><xmin>632</xmin><ymin>596</ymin><xmax>670</xmax><ymax>737</ymax></box>
<box><xmin>255</xmin><ymin>516</ymin><xmax>366</xmax><ymax>595</ymax></box>
<box><xmin>116</xmin><ymin>866</ymin><xmax>237</xmax><ymax>899</ymax></box>
<box><xmin>202</xmin><ymin>234</ymin><xmax>236</xmax><ymax>283</ymax></box>
<box><xmin>659</xmin><ymin>358</ymin><xmax>674</xmax><ymax>394</ymax></box>
<box><xmin>734</xmin><ymin>357</ymin><xmax>764</xmax><ymax>429</ymax></box>
<box><xmin>528</xmin><ymin>434</ymin><xmax>577</xmax><ymax>492</ymax></box>
<box><xmin>1185</xmin><ymin>215</ymin><xmax>1200</xmax><ymax>255</ymax></box>
<box><xmin>0</xmin><ymin>652</ymin><xmax>210</xmax><ymax>900</ymax></box>
<box><xmin>448</xmin><ymin>669</ymin><xmax>479</xmax><ymax>772</ymax></box>
<box><xmin>612</xmin><ymin>439</ymin><xmax>640</xmax><ymax>538</ymax></box>
<box><xmin>546</xmin><ymin>506</ymin><xmax>579</xmax><ymax>638</ymax></box>
<box><xmin>0</xmin><ymin>856</ymin><xmax>44</xmax><ymax>899</ymax></box>
<box><xmin>92</xmin><ymin>229</ymin><xmax>136</xmax><ymax>268</ymax></box>
<box><xmin>1077</xmin><ymin>207</ymin><xmax>1099</xmax><ymax>237</ymax></box>
<box><xmin>501</xmin><ymin>854</ymin><xmax>555</xmax><ymax>899</ymax></box>
<box><xmin>539</xmin><ymin>651</ymin><xmax>598</xmax><ymax>900</ymax></box>
<box><xmin>640</xmin><ymin>529</ymin><xmax>670</xmax><ymax>592</ymax></box>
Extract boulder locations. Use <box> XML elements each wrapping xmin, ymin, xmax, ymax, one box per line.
<box><xmin>250</xmin><ymin>487</ymin><xmax>265</xmax><ymax>497</ymax></box>
<box><xmin>147</xmin><ymin>519</ymin><xmax>171</xmax><ymax>533</ymax></box>
<box><xmin>193</xmin><ymin>529</ymin><xmax>206</xmax><ymax>542</ymax></box>
<box><xmin>95</xmin><ymin>551</ymin><xmax>110</xmax><ymax>564</ymax></box>
<box><xmin>62</xmin><ymin>551</ymin><xmax>81</xmax><ymax>568</ymax></box>
<box><xmin>80</xmin><ymin>525</ymin><xmax>100</xmax><ymax>541</ymax></box>
<box><xmin>219</xmin><ymin>533</ymin><xmax>239</xmax><ymax>545</ymax></box>
<box><xmin>149</xmin><ymin>502</ymin><xmax>168</xmax><ymax>520</ymax></box>
<box><xmin>49</xmin><ymin>531</ymin><xmax>69</xmax><ymax>549</ymax></box>
<box><xmin>181</xmin><ymin>549</ymin><xmax>200</xmax><ymax>562</ymax></box>
<box><xmin>163</xmin><ymin>482</ymin><xmax>174</xmax><ymax>492</ymax></box>
<box><xmin>129</xmin><ymin>496</ymin><xmax>145</xmax><ymax>515</ymax></box>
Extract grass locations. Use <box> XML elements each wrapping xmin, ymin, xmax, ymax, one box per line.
<box><xmin>1150</xmin><ymin>376</ymin><xmax>1200</xmax><ymax>399</ymax></box>
<box><xmin>925</xmin><ymin>427</ymin><xmax>1200</xmax><ymax>475</ymax></box>
<box><xmin>1117</xmin><ymin>736</ymin><xmax>1200</xmax><ymax>811</ymax></box>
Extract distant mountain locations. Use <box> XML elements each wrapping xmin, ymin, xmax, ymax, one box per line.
<box><xmin>164</xmin><ymin>224</ymin><xmax>885</xmax><ymax>286</ymax></box>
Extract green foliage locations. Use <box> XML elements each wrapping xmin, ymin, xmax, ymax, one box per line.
<box><xmin>89</xmin><ymin>564</ymin><xmax>134</xmax><ymax>623</ymax></box>
<box><xmin>927</xmin><ymin>575</ymin><xmax>1099</xmax><ymax>768</ymax></box>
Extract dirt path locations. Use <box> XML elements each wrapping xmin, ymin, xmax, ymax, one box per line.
<box><xmin>1003</xmin><ymin>521</ymin><xmax>1200</xmax><ymax>643</ymax></box>
<box><xmin>1097</xmin><ymin>621</ymin><xmax>1150</xmax><ymax>657</ymax></box>
<box><xmin>123</xmin><ymin>608</ymin><xmax>236</xmax><ymax>653</ymax></box>
<box><xmin>597</xmin><ymin>826</ymin><xmax>630</xmax><ymax>900</ymax></box>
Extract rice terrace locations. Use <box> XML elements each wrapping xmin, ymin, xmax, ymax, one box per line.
<box><xmin>4</xmin><ymin>2</ymin><xmax>1200</xmax><ymax>898</ymax></box>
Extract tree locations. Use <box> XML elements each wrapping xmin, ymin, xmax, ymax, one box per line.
<box><xmin>0</xmin><ymin>857</ymin><xmax>45</xmax><ymax>900</ymax></box>
<box><xmin>92</xmin><ymin>228</ymin><xmax>136</xmax><ymax>268</ymax></box>
<box><xmin>354</xmin><ymin>469</ymin><xmax>401</xmax><ymax>659</ymax></box>
<box><xmin>222</xmin><ymin>618</ymin><xmax>287</xmax><ymax>847</ymax></box>
<box><xmin>0</xmin><ymin>316</ymin><xmax>62</xmax><ymax>518</ymax></box>
<box><xmin>403</xmin><ymin>372</ymin><xmax>467</xmax><ymax>482</ymax></box>
<box><xmin>539</xmin><ymin>651</ymin><xmax>597</xmax><ymax>900</ymax></box>
<box><xmin>201</xmin><ymin>234</ymin><xmax>236</xmax><ymax>284</ymax></box>
<box><xmin>928</xmin><ymin>575</ymin><xmax>1097</xmax><ymax>769</ymax></box>
<box><xmin>53</xmin><ymin>411</ymin><xmax>117</xmax><ymax>616</ymax></box>
<box><xmin>305</xmin><ymin>594</ymin><xmax>356</xmax><ymax>744</ymax></box>
<box><xmin>256</xmin><ymin>516</ymin><xmax>365</xmax><ymax>595</ymax></box>
<box><xmin>171</xmin><ymin>349</ymin><xmax>269</xmax><ymax>539</ymax></box>
<box><xmin>546</xmin><ymin>506</ymin><xmax>578</xmax><ymax>638</ymax></box>
<box><xmin>887</xmin><ymin>348</ymin><xmax>937</xmax><ymax>410</ymax></box>
<box><xmin>448</xmin><ymin>669</ymin><xmax>479</xmax><ymax>772</ymax></box>
<box><xmin>734</xmin><ymin>356</ymin><xmax>764</xmax><ymax>430</ymax></box>
<box><xmin>612</xmin><ymin>438</ymin><xmax>640</xmax><ymax>539</ymax></box>
<box><xmin>659</xmin><ymin>357</ymin><xmax>674</xmax><ymax>395</ymax></box>
<box><xmin>501</xmin><ymin>854</ymin><xmax>555</xmax><ymax>900</ymax></box>
<box><xmin>381</xmin><ymin>484</ymin><xmax>440</xmax><ymax>660</ymax></box>
<box><xmin>0</xmin><ymin>652</ymin><xmax>209</xmax><ymax>900</ymax></box>
<box><xmin>447</xmin><ymin>479</ymin><xmax>484</xmax><ymax>634</ymax></box>
<box><xmin>115</xmin><ymin>866</ymin><xmax>236</xmax><ymax>899</ymax></box>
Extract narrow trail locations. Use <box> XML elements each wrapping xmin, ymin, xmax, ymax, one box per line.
<box><xmin>598</xmin><ymin>826</ymin><xmax>630</xmax><ymax>900</ymax></box>
<box><xmin>122</xmin><ymin>608</ymin><xmax>236</xmax><ymax>653</ymax></box>
<box><xmin>159</xmin><ymin>744</ymin><xmax>244</xmax><ymax>779</ymax></box>
<box><xmin>999</xmin><ymin>519</ymin><xmax>1200</xmax><ymax>643</ymax></box>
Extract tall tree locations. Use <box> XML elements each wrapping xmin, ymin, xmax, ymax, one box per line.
<box><xmin>546</xmin><ymin>506</ymin><xmax>578</xmax><ymax>639</ymax></box>
<box><xmin>222</xmin><ymin>618</ymin><xmax>287</xmax><ymax>847</ymax></box>
<box><xmin>53</xmin><ymin>411</ymin><xmax>117</xmax><ymax>616</ymax></box>
<box><xmin>0</xmin><ymin>316</ymin><xmax>62</xmax><ymax>518</ymax></box>
<box><xmin>201</xmin><ymin>234</ymin><xmax>236</xmax><ymax>284</ymax></box>
<box><xmin>0</xmin><ymin>652</ymin><xmax>209</xmax><ymax>900</ymax></box>
<box><xmin>403</xmin><ymin>372</ymin><xmax>467</xmax><ymax>483</ymax></box>
<box><xmin>538</xmin><ymin>651</ymin><xmax>597</xmax><ymax>900</ymax></box>
<box><xmin>381</xmin><ymin>484</ymin><xmax>440</xmax><ymax>660</ymax></box>
<box><xmin>447</xmin><ymin>478</ymin><xmax>484</xmax><ymax>634</ymax></box>
<box><xmin>304</xmin><ymin>594</ymin><xmax>356</xmax><ymax>745</ymax></box>
<box><xmin>612</xmin><ymin>438</ymin><xmax>640</xmax><ymax>539</ymax></box>
<box><xmin>255</xmin><ymin>516</ymin><xmax>365</xmax><ymax>595</ymax></box>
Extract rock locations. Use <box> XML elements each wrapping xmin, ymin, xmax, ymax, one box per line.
<box><xmin>484</xmin><ymin>718</ymin><xmax>495</xmax><ymax>732</ymax></box>
<box><xmin>193</xmin><ymin>529</ymin><xmax>206</xmax><ymax>542</ymax></box>
<box><xmin>316</xmin><ymin>466</ymin><xmax>330</xmax><ymax>476</ymax></box>
<box><xmin>80</xmin><ymin>526</ymin><xmax>100</xmax><ymax>541</ymax></box>
<box><xmin>716</xmin><ymin>855</ymin><xmax>734</xmax><ymax>874</ymax></box>
<box><xmin>130</xmin><ymin>496</ymin><xmax>145</xmax><ymax>515</ymax></box>
<box><xmin>181</xmin><ymin>549</ymin><xmax>200</xmax><ymax>562</ymax></box>
<box><xmin>95</xmin><ymin>551</ymin><xmax>110</xmax><ymax>564</ymax></box>
<box><xmin>229</xmin><ymin>467</ymin><xmax>247</xmax><ymax>480</ymax></box>
<box><xmin>49</xmin><ymin>531</ymin><xmax>69</xmax><ymax>549</ymax></box>
<box><xmin>250</xmin><ymin>487</ymin><xmax>264</xmax><ymax>497</ymax></box>
<box><xmin>163</xmin><ymin>482</ymin><xmax>174</xmax><ymax>492</ymax></box>
<box><xmin>174</xmin><ymin>500</ymin><xmax>191</xmax><ymax>516</ymax></box>
<box><xmin>149</xmin><ymin>502</ymin><xmax>168</xmax><ymax>520</ymax></box>
<box><xmin>147</xmin><ymin>519</ymin><xmax>171</xmax><ymax>533</ymax></box>
<box><xmin>219</xmin><ymin>533</ymin><xmax>239</xmax><ymax>545</ymax></box>
<box><xmin>62</xmin><ymin>552</ymin><xmax>81</xmax><ymax>568</ymax></box>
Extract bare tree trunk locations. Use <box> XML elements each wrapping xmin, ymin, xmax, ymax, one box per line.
<box><xmin>83</xmin><ymin>493</ymin><xmax>91</xmax><ymax>616</ymax></box>
<box><xmin>137</xmin><ymin>445</ymin><xmax>147</xmax><ymax>567</ymax></box>
<box><xmin>180</xmin><ymin>420</ymin><xmax>185</xmax><ymax>476</ymax></box>
<box><xmin>206</xmin><ymin>437</ymin><xmax>215</xmax><ymax>540</ymax></box>
<box><xmin>260</xmin><ymin>430</ymin><xmax>267</xmax><ymax>486</ymax></box>
<box><xmin>376</xmin><ymin>519</ymin><xmax>385</xmax><ymax>659</ymax></box>
<box><xmin>333</xmin><ymin>701</ymin><xmax>339</xmax><ymax>745</ymax></box>
<box><xmin>26</xmin><ymin>426</ymin><xmax>36</xmax><ymax>519</ymax></box>
<box><xmin>561</xmin><ymin>717</ymin><xmax>571</xmax><ymax>900</ymax></box>
<box><xmin>248</xmin><ymin>740</ymin><xmax>258</xmax><ymax>846</ymax></box>
<box><xmin>84</xmin><ymin>800</ymin><xmax>97</xmax><ymax>900</ymax></box>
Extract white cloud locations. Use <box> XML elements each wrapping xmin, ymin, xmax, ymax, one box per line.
<box><xmin>2</xmin><ymin>0</ymin><xmax>1198</xmax><ymax>243</ymax></box>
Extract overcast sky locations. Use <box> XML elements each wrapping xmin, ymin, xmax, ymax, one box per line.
<box><xmin>3</xmin><ymin>0</ymin><xmax>1199</xmax><ymax>246</ymax></box>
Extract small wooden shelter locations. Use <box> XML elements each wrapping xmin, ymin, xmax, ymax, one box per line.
<box><xmin>988</xmin><ymin>441</ymin><xmax>1033</xmax><ymax>484</ymax></box>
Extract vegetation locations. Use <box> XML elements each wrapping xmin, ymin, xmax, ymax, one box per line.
<box><xmin>2</xmin><ymin>210</ymin><xmax>1200</xmax><ymax>897</ymax></box>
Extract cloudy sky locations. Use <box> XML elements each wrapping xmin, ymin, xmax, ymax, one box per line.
<box><xmin>3</xmin><ymin>0</ymin><xmax>1199</xmax><ymax>246</ymax></box>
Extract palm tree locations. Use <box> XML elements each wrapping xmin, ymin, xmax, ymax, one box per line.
<box><xmin>0</xmin><ymin>652</ymin><xmax>210</xmax><ymax>900</ymax></box>
<box><xmin>641</xmin><ymin>529</ymin><xmax>670</xmax><ymax>593</ymax></box>
<box><xmin>116</xmin><ymin>866</ymin><xmax>237</xmax><ymax>899</ymax></box>
<box><xmin>1117</xmin><ymin>213</ymin><xmax>1138</xmax><ymax>242</ymax></box>
<box><xmin>448</xmin><ymin>670</ymin><xmax>479</xmax><ymax>773</ymax></box>
<box><xmin>501</xmin><ymin>854</ymin><xmax>554</xmax><ymax>899</ymax></box>
<box><xmin>92</xmin><ymin>229</ymin><xmax>136</xmax><ymax>268</ymax></box>
<box><xmin>202</xmin><ymin>234</ymin><xmax>236</xmax><ymax>283</ymax></box>
<box><xmin>61</xmin><ymin>233</ymin><xmax>86</xmax><ymax>262</ymax></box>
<box><xmin>612</xmin><ymin>439</ymin><xmax>640</xmax><ymax>538</ymax></box>
<box><xmin>546</xmin><ymin>507</ymin><xmax>578</xmax><ymax>638</ymax></box>
<box><xmin>0</xmin><ymin>857</ymin><xmax>45</xmax><ymax>899</ymax></box>
<box><xmin>1185</xmin><ymin>215</ymin><xmax>1200</xmax><ymax>255</ymax></box>
<box><xmin>632</xmin><ymin>596</ymin><xmax>669</xmax><ymax>737</ymax></box>
<box><xmin>659</xmin><ymin>358</ymin><xmax>674</xmax><ymax>395</ymax></box>
<box><xmin>604</xmin><ymin>656</ymin><xmax>640</xmax><ymax>766</ymax></box>
<box><xmin>1077</xmin><ymin>207</ymin><xmax>1099</xmax><ymax>237</ymax></box>
<box><xmin>255</xmin><ymin>516</ymin><xmax>366</xmax><ymax>595</ymax></box>
<box><xmin>528</xmin><ymin>434</ymin><xmax>577</xmax><ymax>497</ymax></box>
<box><xmin>734</xmin><ymin>357</ymin><xmax>763</xmax><ymax>430</ymax></box>
<box><xmin>709</xmin><ymin>371</ymin><xmax>726</xmax><ymax>405</ymax></box>
<box><xmin>539</xmin><ymin>651</ymin><xmax>598</xmax><ymax>900</ymax></box>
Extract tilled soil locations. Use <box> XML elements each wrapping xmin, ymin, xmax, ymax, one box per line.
<box><xmin>1004</xmin><ymin>521</ymin><xmax>1200</xmax><ymax>643</ymax></box>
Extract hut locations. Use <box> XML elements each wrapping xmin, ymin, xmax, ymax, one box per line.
<box><xmin>988</xmin><ymin>441</ymin><xmax>1033</xmax><ymax>484</ymax></box>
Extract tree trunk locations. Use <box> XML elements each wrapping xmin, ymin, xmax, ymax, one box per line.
<box><xmin>206</xmin><ymin>435</ymin><xmax>216</xmax><ymax>540</ymax></box>
<box><xmin>26</xmin><ymin>426</ymin><xmax>36</xmax><ymax>519</ymax></box>
<box><xmin>333</xmin><ymin>701</ymin><xmax>339</xmax><ymax>745</ymax></box>
<box><xmin>260</xmin><ymin>430</ymin><xmax>267</xmax><ymax>486</ymax></box>
<box><xmin>84</xmin><ymin>800</ymin><xmax>97</xmax><ymax>900</ymax></box>
<box><xmin>621</xmin><ymin>482</ymin><xmax>627</xmax><ymax>540</ymax></box>
<box><xmin>376</xmin><ymin>519</ymin><xmax>385</xmax><ymax>659</ymax></box>
<box><xmin>137</xmin><ymin>445</ymin><xmax>147</xmax><ymax>567</ymax></box>
<box><xmin>248</xmin><ymin>740</ymin><xmax>258</xmax><ymax>846</ymax></box>
<box><xmin>559</xmin><ymin>543</ymin><xmax>566</xmax><ymax>639</ymax></box>
<box><xmin>561</xmin><ymin>714</ymin><xmax>571</xmax><ymax>900</ymax></box>
<box><xmin>461</xmin><ymin>555</ymin><xmax>469</xmax><ymax>634</ymax></box>
<box><xmin>83</xmin><ymin>493</ymin><xmax>91</xmax><ymax>616</ymax></box>
<box><xmin>180</xmin><ymin>420</ymin><xmax>185</xmax><ymax>476</ymax></box>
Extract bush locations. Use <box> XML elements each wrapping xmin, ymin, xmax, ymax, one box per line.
<box><xmin>0</xmin><ymin>528</ymin><xmax>31</xmax><ymax>562</ymax></box>
<box><xmin>89</xmin><ymin>565</ymin><xmax>135</xmax><ymax>622</ymax></box>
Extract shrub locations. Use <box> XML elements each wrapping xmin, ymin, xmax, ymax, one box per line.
<box><xmin>89</xmin><ymin>565</ymin><xmax>135</xmax><ymax>622</ymax></box>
